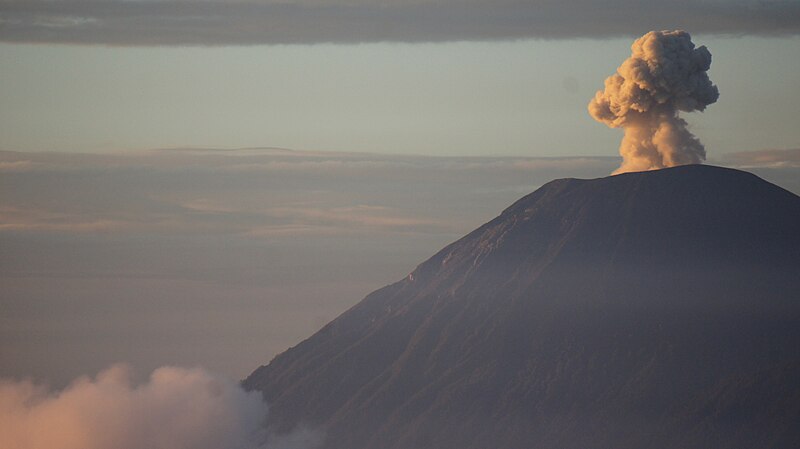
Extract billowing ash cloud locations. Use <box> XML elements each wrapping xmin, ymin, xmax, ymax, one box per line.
<box><xmin>0</xmin><ymin>365</ymin><xmax>321</xmax><ymax>449</ymax></box>
<box><xmin>588</xmin><ymin>30</ymin><xmax>719</xmax><ymax>174</ymax></box>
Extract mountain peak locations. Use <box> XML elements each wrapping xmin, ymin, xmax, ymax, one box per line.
<box><xmin>245</xmin><ymin>165</ymin><xmax>800</xmax><ymax>449</ymax></box>
<box><xmin>408</xmin><ymin>164</ymin><xmax>797</xmax><ymax>292</ymax></box>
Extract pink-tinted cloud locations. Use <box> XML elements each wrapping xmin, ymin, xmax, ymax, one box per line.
<box><xmin>0</xmin><ymin>364</ymin><xmax>321</xmax><ymax>449</ymax></box>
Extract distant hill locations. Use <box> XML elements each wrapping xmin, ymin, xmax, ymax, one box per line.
<box><xmin>244</xmin><ymin>165</ymin><xmax>800</xmax><ymax>449</ymax></box>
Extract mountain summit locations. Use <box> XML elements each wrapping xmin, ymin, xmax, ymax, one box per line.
<box><xmin>244</xmin><ymin>165</ymin><xmax>800</xmax><ymax>449</ymax></box>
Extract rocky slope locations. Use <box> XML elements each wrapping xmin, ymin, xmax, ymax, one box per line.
<box><xmin>245</xmin><ymin>165</ymin><xmax>800</xmax><ymax>449</ymax></box>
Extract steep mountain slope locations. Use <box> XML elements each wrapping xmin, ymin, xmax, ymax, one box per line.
<box><xmin>244</xmin><ymin>165</ymin><xmax>800</xmax><ymax>449</ymax></box>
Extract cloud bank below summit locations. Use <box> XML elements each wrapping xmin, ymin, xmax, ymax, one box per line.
<box><xmin>1</xmin><ymin>0</ymin><xmax>799</xmax><ymax>45</ymax></box>
<box><xmin>0</xmin><ymin>364</ymin><xmax>321</xmax><ymax>449</ymax></box>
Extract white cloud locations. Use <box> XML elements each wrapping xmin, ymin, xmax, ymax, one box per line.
<box><xmin>0</xmin><ymin>364</ymin><xmax>320</xmax><ymax>449</ymax></box>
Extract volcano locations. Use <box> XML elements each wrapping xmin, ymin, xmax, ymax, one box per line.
<box><xmin>244</xmin><ymin>165</ymin><xmax>800</xmax><ymax>449</ymax></box>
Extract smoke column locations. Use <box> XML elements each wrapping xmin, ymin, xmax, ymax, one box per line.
<box><xmin>588</xmin><ymin>30</ymin><xmax>719</xmax><ymax>174</ymax></box>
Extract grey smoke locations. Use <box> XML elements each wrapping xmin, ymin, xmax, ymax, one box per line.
<box><xmin>588</xmin><ymin>30</ymin><xmax>719</xmax><ymax>174</ymax></box>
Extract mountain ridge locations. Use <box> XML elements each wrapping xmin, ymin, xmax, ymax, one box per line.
<box><xmin>245</xmin><ymin>164</ymin><xmax>800</xmax><ymax>449</ymax></box>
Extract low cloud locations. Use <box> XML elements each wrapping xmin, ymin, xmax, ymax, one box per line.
<box><xmin>713</xmin><ymin>148</ymin><xmax>800</xmax><ymax>195</ymax></box>
<box><xmin>0</xmin><ymin>149</ymin><xmax>618</xmax><ymax>238</ymax></box>
<box><xmin>718</xmin><ymin>148</ymin><xmax>800</xmax><ymax>168</ymax></box>
<box><xmin>0</xmin><ymin>160</ymin><xmax>37</xmax><ymax>172</ymax></box>
<box><xmin>0</xmin><ymin>364</ymin><xmax>321</xmax><ymax>449</ymax></box>
<box><xmin>0</xmin><ymin>0</ymin><xmax>798</xmax><ymax>46</ymax></box>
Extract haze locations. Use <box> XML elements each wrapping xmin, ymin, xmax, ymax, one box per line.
<box><xmin>2</xmin><ymin>1</ymin><xmax>800</xmax><ymax>447</ymax></box>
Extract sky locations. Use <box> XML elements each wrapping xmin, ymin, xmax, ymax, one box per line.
<box><xmin>1</xmin><ymin>1</ymin><xmax>800</xmax><ymax>447</ymax></box>
<box><xmin>2</xmin><ymin>36</ymin><xmax>800</xmax><ymax>156</ymax></box>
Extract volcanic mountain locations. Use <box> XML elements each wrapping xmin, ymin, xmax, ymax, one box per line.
<box><xmin>244</xmin><ymin>165</ymin><xmax>800</xmax><ymax>449</ymax></box>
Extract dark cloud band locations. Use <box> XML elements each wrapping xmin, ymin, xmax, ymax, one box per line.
<box><xmin>1</xmin><ymin>0</ymin><xmax>799</xmax><ymax>46</ymax></box>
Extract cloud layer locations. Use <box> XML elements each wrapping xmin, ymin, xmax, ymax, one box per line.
<box><xmin>2</xmin><ymin>148</ymin><xmax>797</xmax><ymax>388</ymax></box>
<box><xmin>0</xmin><ymin>365</ymin><xmax>287</xmax><ymax>449</ymax></box>
<box><xmin>0</xmin><ymin>148</ymin><xmax>620</xmax><ymax>385</ymax></box>
<box><xmin>0</xmin><ymin>148</ymin><xmax>618</xmax><ymax>237</ymax></box>
<box><xmin>719</xmin><ymin>148</ymin><xmax>800</xmax><ymax>169</ymax></box>
<box><xmin>1</xmin><ymin>0</ymin><xmax>798</xmax><ymax>45</ymax></box>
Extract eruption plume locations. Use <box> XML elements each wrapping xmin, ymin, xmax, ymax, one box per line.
<box><xmin>589</xmin><ymin>30</ymin><xmax>719</xmax><ymax>174</ymax></box>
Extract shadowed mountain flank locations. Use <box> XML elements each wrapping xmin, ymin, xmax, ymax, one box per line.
<box><xmin>244</xmin><ymin>165</ymin><xmax>800</xmax><ymax>449</ymax></box>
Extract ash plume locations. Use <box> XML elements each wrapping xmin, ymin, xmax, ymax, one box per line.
<box><xmin>588</xmin><ymin>30</ymin><xmax>719</xmax><ymax>174</ymax></box>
